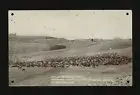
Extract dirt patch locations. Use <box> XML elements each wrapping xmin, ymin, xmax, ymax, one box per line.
<box><xmin>9</xmin><ymin>67</ymin><xmax>53</xmax><ymax>85</ymax></box>
<box><xmin>9</xmin><ymin>64</ymin><xmax>132</xmax><ymax>86</ymax></box>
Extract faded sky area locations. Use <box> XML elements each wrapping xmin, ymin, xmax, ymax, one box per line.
<box><xmin>8</xmin><ymin>10</ymin><xmax>132</xmax><ymax>40</ymax></box>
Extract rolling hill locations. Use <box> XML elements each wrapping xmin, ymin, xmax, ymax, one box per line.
<box><xmin>9</xmin><ymin>36</ymin><xmax>132</xmax><ymax>61</ymax></box>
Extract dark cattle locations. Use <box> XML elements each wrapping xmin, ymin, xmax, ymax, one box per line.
<box><xmin>11</xmin><ymin>65</ymin><xmax>18</xmax><ymax>67</ymax></box>
<box><xmin>22</xmin><ymin>68</ymin><xmax>25</xmax><ymax>71</ymax></box>
<box><xmin>17</xmin><ymin>66</ymin><xmax>22</xmax><ymax>69</ymax></box>
<box><xmin>10</xmin><ymin>52</ymin><xmax>131</xmax><ymax>68</ymax></box>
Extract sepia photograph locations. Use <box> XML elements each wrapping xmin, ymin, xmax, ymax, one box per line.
<box><xmin>8</xmin><ymin>10</ymin><xmax>132</xmax><ymax>86</ymax></box>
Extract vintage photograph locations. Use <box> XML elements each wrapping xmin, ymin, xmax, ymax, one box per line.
<box><xmin>9</xmin><ymin>10</ymin><xmax>132</xmax><ymax>86</ymax></box>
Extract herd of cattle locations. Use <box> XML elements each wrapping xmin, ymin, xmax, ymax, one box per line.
<box><xmin>10</xmin><ymin>53</ymin><xmax>132</xmax><ymax>70</ymax></box>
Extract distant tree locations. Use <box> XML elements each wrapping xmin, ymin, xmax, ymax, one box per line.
<box><xmin>113</xmin><ymin>37</ymin><xmax>122</xmax><ymax>40</ymax></box>
<box><xmin>91</xmin><ymin>39</ymin><xmax>94</xmax><ymax>42</ymax></box>
<box><xmin>50</xmin><ymin>45</ymin><xmax>66</xmax><ymax>50</ymax></box>
<box><xmin>71</xmin><ymin>40</ymin><xmax>74</xmax><ymax>42</ymax></box>
<box><xmin>9</xmin><ymin>33</ymin><xmax>17</xmax><ymax>37</ymax></box>
<box><xmin>129</xmin><ymin>38</ymin><xmax>132</xmax><ymax>40</ymax></box>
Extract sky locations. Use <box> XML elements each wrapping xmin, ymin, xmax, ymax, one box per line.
<box><xmin>8</xmin><ymin>10</ymin><xmax>132</xmax><ymax>40</ymax></box>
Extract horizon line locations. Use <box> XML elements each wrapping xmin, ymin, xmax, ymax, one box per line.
<box><xmin>8</xmin><ymin>34</ymin><xmax>132</xmax><ymax>40</ymax></box>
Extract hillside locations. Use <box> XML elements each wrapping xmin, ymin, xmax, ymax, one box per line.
<box><xmin>9</xmin><ymin>35</ymin><xmax>69</xmax><ymax>54</ymax></box>
<box><xmin>10</xmin><ymin>37</ymin><xmax>132</xmax><ymax>61</ymax></box>
<box><xmin>9</xmin><ymin>36</ymin><xmax>132</xmax><ymax>86</ymax></box>
<box><xmin>74</xmin><ymin>39</ymin><xmax>132</xmax><ymax>56</ymax></box>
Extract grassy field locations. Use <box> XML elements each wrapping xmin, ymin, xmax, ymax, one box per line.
<box><xmin>9</xmin><ymin>35</ymin><xmax>132</xmax><ymax>61</ymax></box>
<box><xmin>9</xmin><ymin>36</ymin><xmax>69</xmax><ymax>54</ymax></box>
<box><xmin>9</xmin><ymin>35</ymin><xmax>132</xmax><ymax>86</ymax></box>
<box><xmin>9</xmin><ymin>63</ymin><xmax>132</xmax><ymax>86</ymax></box>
